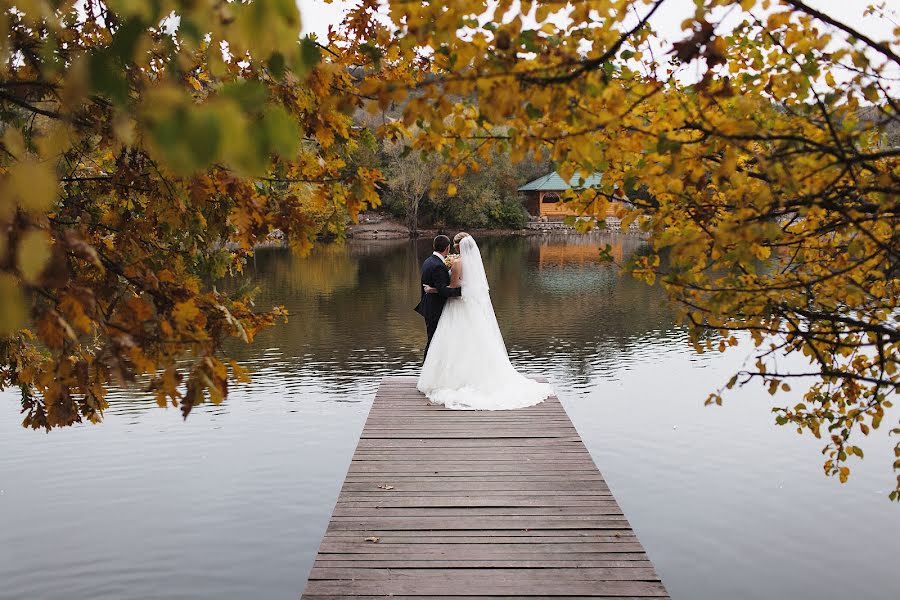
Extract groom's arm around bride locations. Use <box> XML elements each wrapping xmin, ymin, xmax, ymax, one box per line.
<box><xmin>424</xmin><ymin>259</ymin><xmax>460</xmax><ymax>299</ymax></box>
<box><xmin>414</xmin><ymin>235</ymin><xmax>461</xmax><ymax>358</ymax></box>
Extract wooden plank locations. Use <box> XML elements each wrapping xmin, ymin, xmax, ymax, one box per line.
<box><xmin>337</xmin><ymin>491</ymin><xmax>614</xmax><ymax>499</ymax></box>
<box><xmin>305</xmin><ymin>596</ymin><xmax>668</xmax><ymax>600</ymax></box>
<box><xmin>355</xmin><ymin>437</ymin><xmax>584</xmax><ymax>447</ymax></box>
<box><xmin>354</xmin><ymin>452</ymin><xmax>591</xmax><ymax>458</ymax></box>
<box><xmin>301</xmin><ymin>377</ymin><xmax>668</xmax><ymax>598</ymax></box>
<box><xmin>341</xmin><ymin>477</ymin><xmax>608</xmax><ymax>484</ymax></box>
<box><xmin>333</xmin><ymin>496</ymin><xmax>623</xmax><ymax>504</ymax></box>
<box><xmin>316</xmin><ymin>542</ymin><xmax>647</xmax><ymax>554</ymax></box>
<box><xmin>333</xmin><ymin>496</ymin><xmax>621</xmax><ymax>507</ymax></box>
<box><xmin>339</xmin><ymin>481</ymin><xmax>610</xmax><ymax>491</ymax></box>
<box><xmin>363</xmin><ymin>414</ymin><xmax>573</xmax><ymax>419</ymax></box>
<box><xmin>312</xmin><ymin>558</ymin><xmax>654</xmax><ymax>569</ymax></box>
<box><xmin>303</xmin><ymin>594</ymin><xmax>668</xmax><ymax>600</ymax></box>
<box><xmin>345</xmin><ymin>471</ymin><xmax>606</xmax><ymax>478</ymax></box>
<box><xmin>360</xmin><ymin>432</ymin><xmax>578</xmax><ymax>439</ymax></box>
<box><xmin>363</xmin><ymin>418</ymin><xmax>574</xmax><ymax>422</ymax></box>
<box><xmin>322</xmin><ymin>534</ymin><xmax>639</xmax><ymax>544</ymax></box>
<box><xmin>338</xmin><ymin>487</ymin><xmax>612</xmax><ymax>494</ymax></box>
<box><xmin>322</xmin><ymin>530</ymin><xmax>633</xmax><ymax>539</ymax></box>
<box><xmin>303</xmin><ymin>579</ymin><xmax>669</xmax><ymax>596</ymax></box>
<box><xmin>330</xmin><ymin>506</ymin><xmax>625</xmax><ymax>517</ymax></box>
<box><xmin>347</xmin><ymin>462</ymin><xmax>602</xmax><ymax>470</ymax></box>
<box><xmin>312</xmin><ymin>553</ymin><xmax>648</xmax><ymax>563</ymax></box>
<box><xmin>325</xmin><ymin>517</ymin><xmax>631</xmax><ymax>531</ymax></box>
<box><xmin>351</xmin><ymin>452</ymin><xmax>594</xmax><ymax>459</ymax></box>
<box><xmin>308</xmin><ymin>567</ymin><xmax>660</xmax><ymax>581</ymax></box>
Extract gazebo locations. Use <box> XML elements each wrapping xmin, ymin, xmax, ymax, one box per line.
<box><xmin>518</xmin><ymin>171</ymin><xmax>622</xmax><ymax>219</ymax></box>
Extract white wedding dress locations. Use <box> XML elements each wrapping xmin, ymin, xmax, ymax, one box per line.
<box><xmin>417</xmin><ymin>236</ymin><xmax>552</xmax><ymax>410</ymax></box>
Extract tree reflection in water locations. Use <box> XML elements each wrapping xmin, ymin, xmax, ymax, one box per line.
<box><xmin>220</xmin><ymin>234</ymin><xmax>681</xmax><ymax>393</ymax></box>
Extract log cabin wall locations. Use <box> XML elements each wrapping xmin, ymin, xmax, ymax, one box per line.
<box><xmin>524</xmin><ymin>191</ymin><xmax>624</xmax><ymax>220</ymax></box>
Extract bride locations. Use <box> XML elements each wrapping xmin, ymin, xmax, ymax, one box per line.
<box><xmin>417</xmin><ymin>232</ymin><xmax>552</xmax><ymax>410</ymax></box>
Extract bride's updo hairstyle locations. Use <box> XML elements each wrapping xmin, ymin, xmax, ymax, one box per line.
<box><xmin>453</xmin><ymin>232</ymin><xmax>470</xmax><ymax>247</ymax></box>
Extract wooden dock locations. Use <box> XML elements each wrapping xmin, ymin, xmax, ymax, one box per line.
<box><xmin>302</xmin><ymin>376</ymin><xmax>669</xmax><ymax>598</ymax></box>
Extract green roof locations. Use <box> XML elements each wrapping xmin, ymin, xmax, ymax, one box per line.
<box><xmin>517</xmin><ymin>171</ymin><xmax>603</xmax><ymax>192</ymax></box>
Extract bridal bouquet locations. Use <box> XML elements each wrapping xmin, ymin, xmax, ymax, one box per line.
<box><xmin>443</xmin><ymin>254</ymin><xmax>460</xmax><ymax>268</ymax></box>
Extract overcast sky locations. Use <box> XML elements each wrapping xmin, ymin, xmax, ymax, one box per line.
<box><xmin>296</xmin><ymin>0</ymin><xmax>895</xmax><ymax>46</ymax></box>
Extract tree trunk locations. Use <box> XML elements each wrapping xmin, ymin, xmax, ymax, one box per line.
<box><xmin>408</xmin><ymin>194</ymin><xmax>420</xmax><ymax>237</ymax></box>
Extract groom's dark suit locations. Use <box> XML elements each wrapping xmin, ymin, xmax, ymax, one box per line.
<box><xmin>414</xmin><ymin>252</ymin><xmax>462</xmax><ymax>359</ymax></box>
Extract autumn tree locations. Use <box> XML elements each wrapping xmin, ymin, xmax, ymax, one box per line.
<box><xmin>382</xmin><ymin>130</ymin><xmax>439</xmax><ymax>236</ymax></box>
<box><xmin>338</xmin><ymin>0</ymin><xmax>899</xmax><ymax>499</ymax></box>
<box><xmin>381</xmin><ymin>128</ymin><xmax>534</xmax><ymax>231</ymax></box>
<box><xmin>0</xmin><ymin>0</ymin><xmax>380</xmax><ymax>425</ymax></box>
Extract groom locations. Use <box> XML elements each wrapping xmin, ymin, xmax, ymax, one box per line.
<box><xmin>414</xmin><ymin>235</ymin><xmax>462</xmax><ymax>359</ymax></box>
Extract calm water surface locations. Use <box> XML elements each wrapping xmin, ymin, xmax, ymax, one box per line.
<box><xmin>1</xmin><ymin>235</ymin><xmax>897</xmax><ymax>600</ymax></box>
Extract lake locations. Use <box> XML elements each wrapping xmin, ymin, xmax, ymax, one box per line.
<box><xmin>1</xmin><ymin>234</ymin><xmax>897</xmax><ymax>600</ymax></box>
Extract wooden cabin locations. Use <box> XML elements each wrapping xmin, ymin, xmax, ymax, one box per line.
<box><xmin>519</xmin><ymin>171</ymin><xmax>624</xmax><ymax>220</ymax></box>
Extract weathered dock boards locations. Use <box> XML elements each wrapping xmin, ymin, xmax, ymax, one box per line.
<box><xmin>302</xmin><ymin>376</ymin><xmax>669</xmax><ymax>599</ymax></box>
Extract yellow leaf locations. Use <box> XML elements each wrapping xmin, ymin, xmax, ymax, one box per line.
<box><xmin>16</xmin><ymin>229</ymin><xmax>53</xmax><ymax>284</ymax></box>
<box><xmin>160</xmin><ymin>319</ymin><xmax>174</xmax><ymax>337</ymax></box>
<box><xmin>172</xmin><ymin>300</ymin><xmax>200</xmax><ymax>327</ymax></box>
<box><xmin>125</xmin><ymin>296</ymin><xmax>154</xmax><ymax>321</ymax></box>
<box><xmin>36</xmin><ymin>123</ymin><xmax>74</xmax><ymax>159</ymax></box>
<box><xmin>37</xmin><ymin>309</ymin><xmax>76</xmax><ymax>348</ymax></box>
<box><xmin>7</xmin><ymin>158</ymin><xmax>58</xmax><ymax>214</ymax></box>
<box><xmin>838</xmin><ymin>466</ymin><xmax>850</xmax><ymax>483</ymax></box>
<box><xmin>767</xmin><ymin>11</ymin><xmax>791</xmax><ymax>29</ymax></box>
<box><xmin>59</xmin><ymin>294</ymin><xmax>93</xmax><ymax>333</ymax></box>
<box><xmin>162</xmin><ymin>366</ymin><xmax>181</xmax><ymax>398</ymax></box>
<box><xmin>2</xmin><ymin>127</ymin><xmax>25</xmax><ymax>157</ymax></box>
<box><xmin>447</xmin><ymin>183</ymin><xmax>458</xmax><ymax>197</ymax></box>
<box><xmin>0</xmin><ymin>274</ymin><xmax>26</xmax><ymax>335</ymax></box>
<box><xmin>230</xmin><ymin>359</ymin><xmax>251</xmax><ymax>383</ymax></box>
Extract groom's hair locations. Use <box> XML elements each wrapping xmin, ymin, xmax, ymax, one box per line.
<box><xmin>433</xmin><ymin>235</ymin><xmax>452</xmax><ymax>253</ymax></box>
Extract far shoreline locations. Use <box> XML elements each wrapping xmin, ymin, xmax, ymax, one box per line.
<box><xmin>345</xmin><ymin>211</ymin><xmax>641</xmax><ymax>240</ymax></box>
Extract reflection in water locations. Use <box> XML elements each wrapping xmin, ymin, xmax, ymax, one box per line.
<box><xmin>1</xmin><ymin>235</ymin><xmax>897</xmax><ymax>600</ymax></box>
<box><xmin>227</xmin><ymin>234</ymin><xmax>679</xmax><ymax>395</ymax></box>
